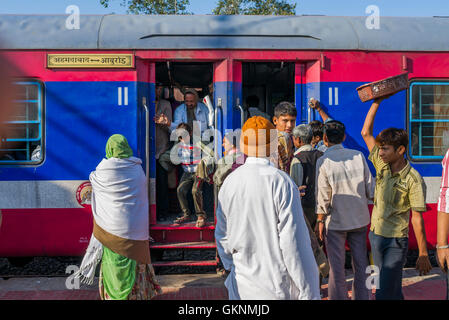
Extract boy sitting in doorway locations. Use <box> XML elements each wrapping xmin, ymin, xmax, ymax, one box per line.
<box><xmin>174</xmin><ymin>123</ymin><xmax>207</xmax><ymax>227</ymax></box>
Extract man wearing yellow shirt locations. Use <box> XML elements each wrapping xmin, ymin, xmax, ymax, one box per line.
<box><xmin>361</xmin><ymin>95</ymin><xmax>432</xmax><ymax>300</ymax></box>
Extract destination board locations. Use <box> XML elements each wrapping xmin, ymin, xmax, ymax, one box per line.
<box><xmin>47</xmin><ymin>54</ymin><xmax>134</xmax><ymax>68</ymax></box>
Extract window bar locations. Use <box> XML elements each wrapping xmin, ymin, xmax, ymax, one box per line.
<box><xmin>419</xmin><ymin>86</ymin><xmax>422</xmax><ymax>156</ymax></box>
<box><xmin>26</xmin><ymin>86</ymin><xmax>30</xmax><ymax>160</ymax></box>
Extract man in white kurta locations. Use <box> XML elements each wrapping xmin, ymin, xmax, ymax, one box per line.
<box><xmin>215</xmin><ymin>116</ymin><xmax>320</xmax><ymax>300</ymax></box>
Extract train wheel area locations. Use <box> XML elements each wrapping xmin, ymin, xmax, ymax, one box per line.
<box><xmin>0</xmin><ymin>268</ymin><xmax>446</xmax><ymax>300</ymax></box>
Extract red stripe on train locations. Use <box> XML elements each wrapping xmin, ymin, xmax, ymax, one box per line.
<box><xmin>0</xmin><ymin>208</ymin><xmax>94</xmax><ymax>256</ymax></box>
<box><xmin>3</xmin><ymin>51</ymin><xmax>136</xmax><ymax>82</ymax></box>
<box><xmin>5</xmin><ymin>50</ymin><xmax>449</xmax><ymax>84</ymax></box>
<box><xmin>0</xmin><ymin>204</ymin><xmax>439</xmax><ymax>256</ymax></box>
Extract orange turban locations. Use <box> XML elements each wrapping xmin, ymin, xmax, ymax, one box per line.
<box><xmin>240</xmin><ymin>116</ymin><xmax>277</xmax><ymax>157</ymax></box>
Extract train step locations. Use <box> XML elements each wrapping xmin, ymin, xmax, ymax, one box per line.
<box><xmin>150</xmin><ymin>241</ymin><xmax>216</xmax><ymax>250</ymax></box>
<box><xmin>152</xmin><ymin>259</ymin><xmax>218</xmax><ymax>267</ymax></box>
<box><xmin>150</xmin><ymin>223</ymin><xmax>215</xmax><ymax>243</ymax></box>
<box><xmin>150</xmin><ymin>222</ymin><xmax>215</xmax><ymax>230</ymax></box>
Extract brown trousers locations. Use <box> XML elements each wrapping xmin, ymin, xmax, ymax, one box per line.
<box><xmin>177</xmin><ymin>171</ymin><xmax>206</xmax><ymax>218</ymax></box>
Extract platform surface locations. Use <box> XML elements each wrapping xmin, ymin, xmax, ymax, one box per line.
<box><xmin>0</xmin><ymin>268</ymin><xmax>446</xmax><ymax>300</ymax></box>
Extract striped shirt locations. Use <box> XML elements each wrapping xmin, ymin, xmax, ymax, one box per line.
<box><xmin>438</xmin><ymin>148</ymin><xmax>449</xmax><ymax>213</ymax></box>
<box><xmin>277</xmin><ymin>131</ymin><xmax>294</xmax><ymax>174</ymax></box>
<box><xmin>178</xmin><ymin>142</ymin><xmax>201</xmax><ymax>173</ymax></box>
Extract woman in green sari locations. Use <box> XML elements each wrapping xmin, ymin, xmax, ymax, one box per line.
<box><xmin>81</xmin><ymin>134</ymin><xmax>161</xmax><ymax>300</ymax></box>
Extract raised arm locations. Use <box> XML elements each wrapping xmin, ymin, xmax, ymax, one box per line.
<box><xmin>361</xmin><ymin>98</ymin><xmax>383</xmax><ymax>152</ymax></box>
<box><xmin>361</xmin><ymin>95</ymin><xmax>395</xmax><ymax>152</ymax></box>
<box><xmin>309</xmin><ymin>98</ymin><xmax>331</xmax><ymax>123</ymax></box>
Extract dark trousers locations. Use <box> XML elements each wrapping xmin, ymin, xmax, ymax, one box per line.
<box><xmin>303</xmin><ymin>206</ymin><xmax>317</xmax><ymax>230</ymax></box>
<box><xmin>325</xmin><ymin>227</ymin><xmax>370</xmax><ymax>300</ymax></box>
<box><xmin>177</xmin><ymin>171</ymin><xmax>206</xmax><ymax>218</ymax></box>
<box><xmin>369</xmin><ymin>231</ymin><xmax>408</xmax><ymax>300</ymax></box>
<box><xmin>156</xmin><ymin>160</ymin><xmax>169</xmax><ymax>218</ymax></box>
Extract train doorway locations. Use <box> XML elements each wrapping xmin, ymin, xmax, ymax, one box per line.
<box><xmin>241</xmin><ymin>62</ymin><xmax>295</xmax><ymax>121</ymax></box>
<box><xmin>154</xmin><ymin>62</ymin><xmax>215</xmax><ymax>225</ymax></box>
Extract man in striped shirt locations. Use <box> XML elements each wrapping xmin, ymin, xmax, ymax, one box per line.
<box><xmin>437</xmin><ymin>149</ymin><xmax>449</xmax><ymax>276</ymax></box>
<box><xmin>272</xmin><ymin>102</ymin><xmax>296</xmax><ymax>174</ymax></box>
<box><xmin>173</xmin><ymin>123</ymin><xmax>206</xmax><ymax>226</ymax></box>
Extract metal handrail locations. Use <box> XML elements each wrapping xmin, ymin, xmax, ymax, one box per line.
<box><xmin>214</xmin><ymin>98</ymin><xmax>223</xmax><ymax>161</ymax></box>
<box><xmin>237</xmin><ymin>104</ymin><xmax>244</xmax><ymax>128</ymax></box>
<box><xmin>308</xmin><ymin>105</ymin><xmax>312</xmax><ymax>123</ymax></box>
<box><xmin>213</xmin><ymin>99</ymin><xmax>223</xmax><ymax>224</ymax></box>
<box><xmin>142</xmin><ymin>98</ymin><xmax>150</xmax><ymax>181</ymax></box>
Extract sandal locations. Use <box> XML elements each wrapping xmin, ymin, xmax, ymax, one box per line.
<box><xmin>195</xmin><ymin>217</ymin><xmax>206</xmax><ymax>228</ymax></box>
<box><xmin>173</xmin><ymin>215</ymin><xmax>189</xmax><ymax>224</ymax></box>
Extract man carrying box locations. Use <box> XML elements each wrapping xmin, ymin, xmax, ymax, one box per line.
<box><xmin>361</xmin><ymin>95</ymin><xmax>432</xmax><ymax>300</ymax></box>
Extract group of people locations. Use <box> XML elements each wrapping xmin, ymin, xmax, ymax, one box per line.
<box><xmin>75</xmin><ymin>86</ymin><xmax>449</xmax><ymax>300</ymax></box>
<box><xmin>215</xmin><ymin>95</ymin><xmax>448</xmax><ymax>300</ymax></box>
<box><xmin>152</xmin><ymin>85</ymin><xmax>274</xmax><ymax>228</ymax></box>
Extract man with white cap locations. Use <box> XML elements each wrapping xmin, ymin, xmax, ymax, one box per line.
<box><xmin>215</xmin><ymin>116</ymin><xmax>320</xmax><ymax>300</ymax></box>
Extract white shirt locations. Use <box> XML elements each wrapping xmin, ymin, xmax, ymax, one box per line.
<box><xmin>215</xmin><ymin>157</ymin><xmax>320</xmax><ymax>300</ymax></box>
<box><xmin>316</xmin><ymin>144</ymin><xmax>374</xmax><ymax>231</ymax></box>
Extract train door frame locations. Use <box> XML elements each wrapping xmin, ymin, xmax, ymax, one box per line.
<box><xmin>136</xmin><ymin>58</ymin><xmax>157</xmax><ymax>225</ymax></box>
<box><xmin>236</xmin><ymin>61</ymin><xmax>306</xmax><ymax>126</ymax></box>
<box><xmin>143</xmin><ymin>59</ymin><xmax>231</xmax><ymax>227</ymax></box>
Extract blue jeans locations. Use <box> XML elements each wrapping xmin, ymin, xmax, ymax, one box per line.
<box><xmin>369</xmin><ymin>231</ymin><xmax>408</xmax><ymax>300</ymax></box>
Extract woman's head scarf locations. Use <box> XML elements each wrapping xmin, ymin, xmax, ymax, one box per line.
<box><xmin>105</xmin><ymin>134</ymin><xmax>133</xmax><ymax>159</ymax></box>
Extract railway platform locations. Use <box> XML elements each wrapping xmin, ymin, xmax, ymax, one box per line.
<box><xmin>0</xmin><ymin>268</ymin><xmax>446</xmax><ymax>300</ymax></box>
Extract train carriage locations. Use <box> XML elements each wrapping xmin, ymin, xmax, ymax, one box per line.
<box><xmin>0</xmin><ymin>14</ymin><xmax>448</xmax><ymax>266</ymax></box>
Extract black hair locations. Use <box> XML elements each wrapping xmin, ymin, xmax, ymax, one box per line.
<box><xmin>274</xmin><ymin>101</ymin><xmax>297</xmax><ymax>118</ymax></box>
<box><xmin>324</xmin><ymin>120</ymin><xmax>345</xmax><ymax>144</ymax></box>
<box><xmin>309</xmin><ymin>120</ymin><xmax>324</xmax><ymax>139</ymax></box>
<box><xmin>376</xmin><ymin>128</ymin><xmax>408</xmax><ymax>150</ymax></box>
<box><xmin>176</xmin><ymin>122</ymin><xmax>192</xmax><ymax>141</ymax></box>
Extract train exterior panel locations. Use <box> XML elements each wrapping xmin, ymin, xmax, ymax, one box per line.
<box><xmin>0</xmin><ymin>15</ymin><xmax>448</xmax><ymax>256</ymax></box>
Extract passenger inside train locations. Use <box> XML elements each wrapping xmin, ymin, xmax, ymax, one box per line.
<box><xmin>153</xmin><ymin>62</ymin><xmax>215</xmax><ymax>225</ymax></box>
<box><xmin>152</xmin><ymin>61</ymin><xmax>300</xmax><ymax>226</ymax></box>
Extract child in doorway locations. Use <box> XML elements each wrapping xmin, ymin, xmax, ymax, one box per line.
<box><xmin>174</xmin><ymin>123</ymin><xmax>207</xmax><ymax>227</ymax></box>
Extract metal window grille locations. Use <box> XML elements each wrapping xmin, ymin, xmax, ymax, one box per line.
<box><xmin>0</xmin><ymin>81</ymin><xmax>43</xmax><ymax>164</ymax></box>
<box><xmin>409</xmin><ymin>82</ymin><xmax>449</xmax><ymax>161</ymax></box>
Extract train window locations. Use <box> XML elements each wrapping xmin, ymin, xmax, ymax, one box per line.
<box><xmin>242</xmin><ymin>62</ymin><xmax>295</xmax><ymax>121</ymax></box>
<box><xmin>409</xmin><ymin>82</ymin><xmax>449</xmax><ymax>161</ymax></box>
<box><xmin>0</xmin><ymin>80</ymin><xmax>44</xmax><ymax>165</ymax></box>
